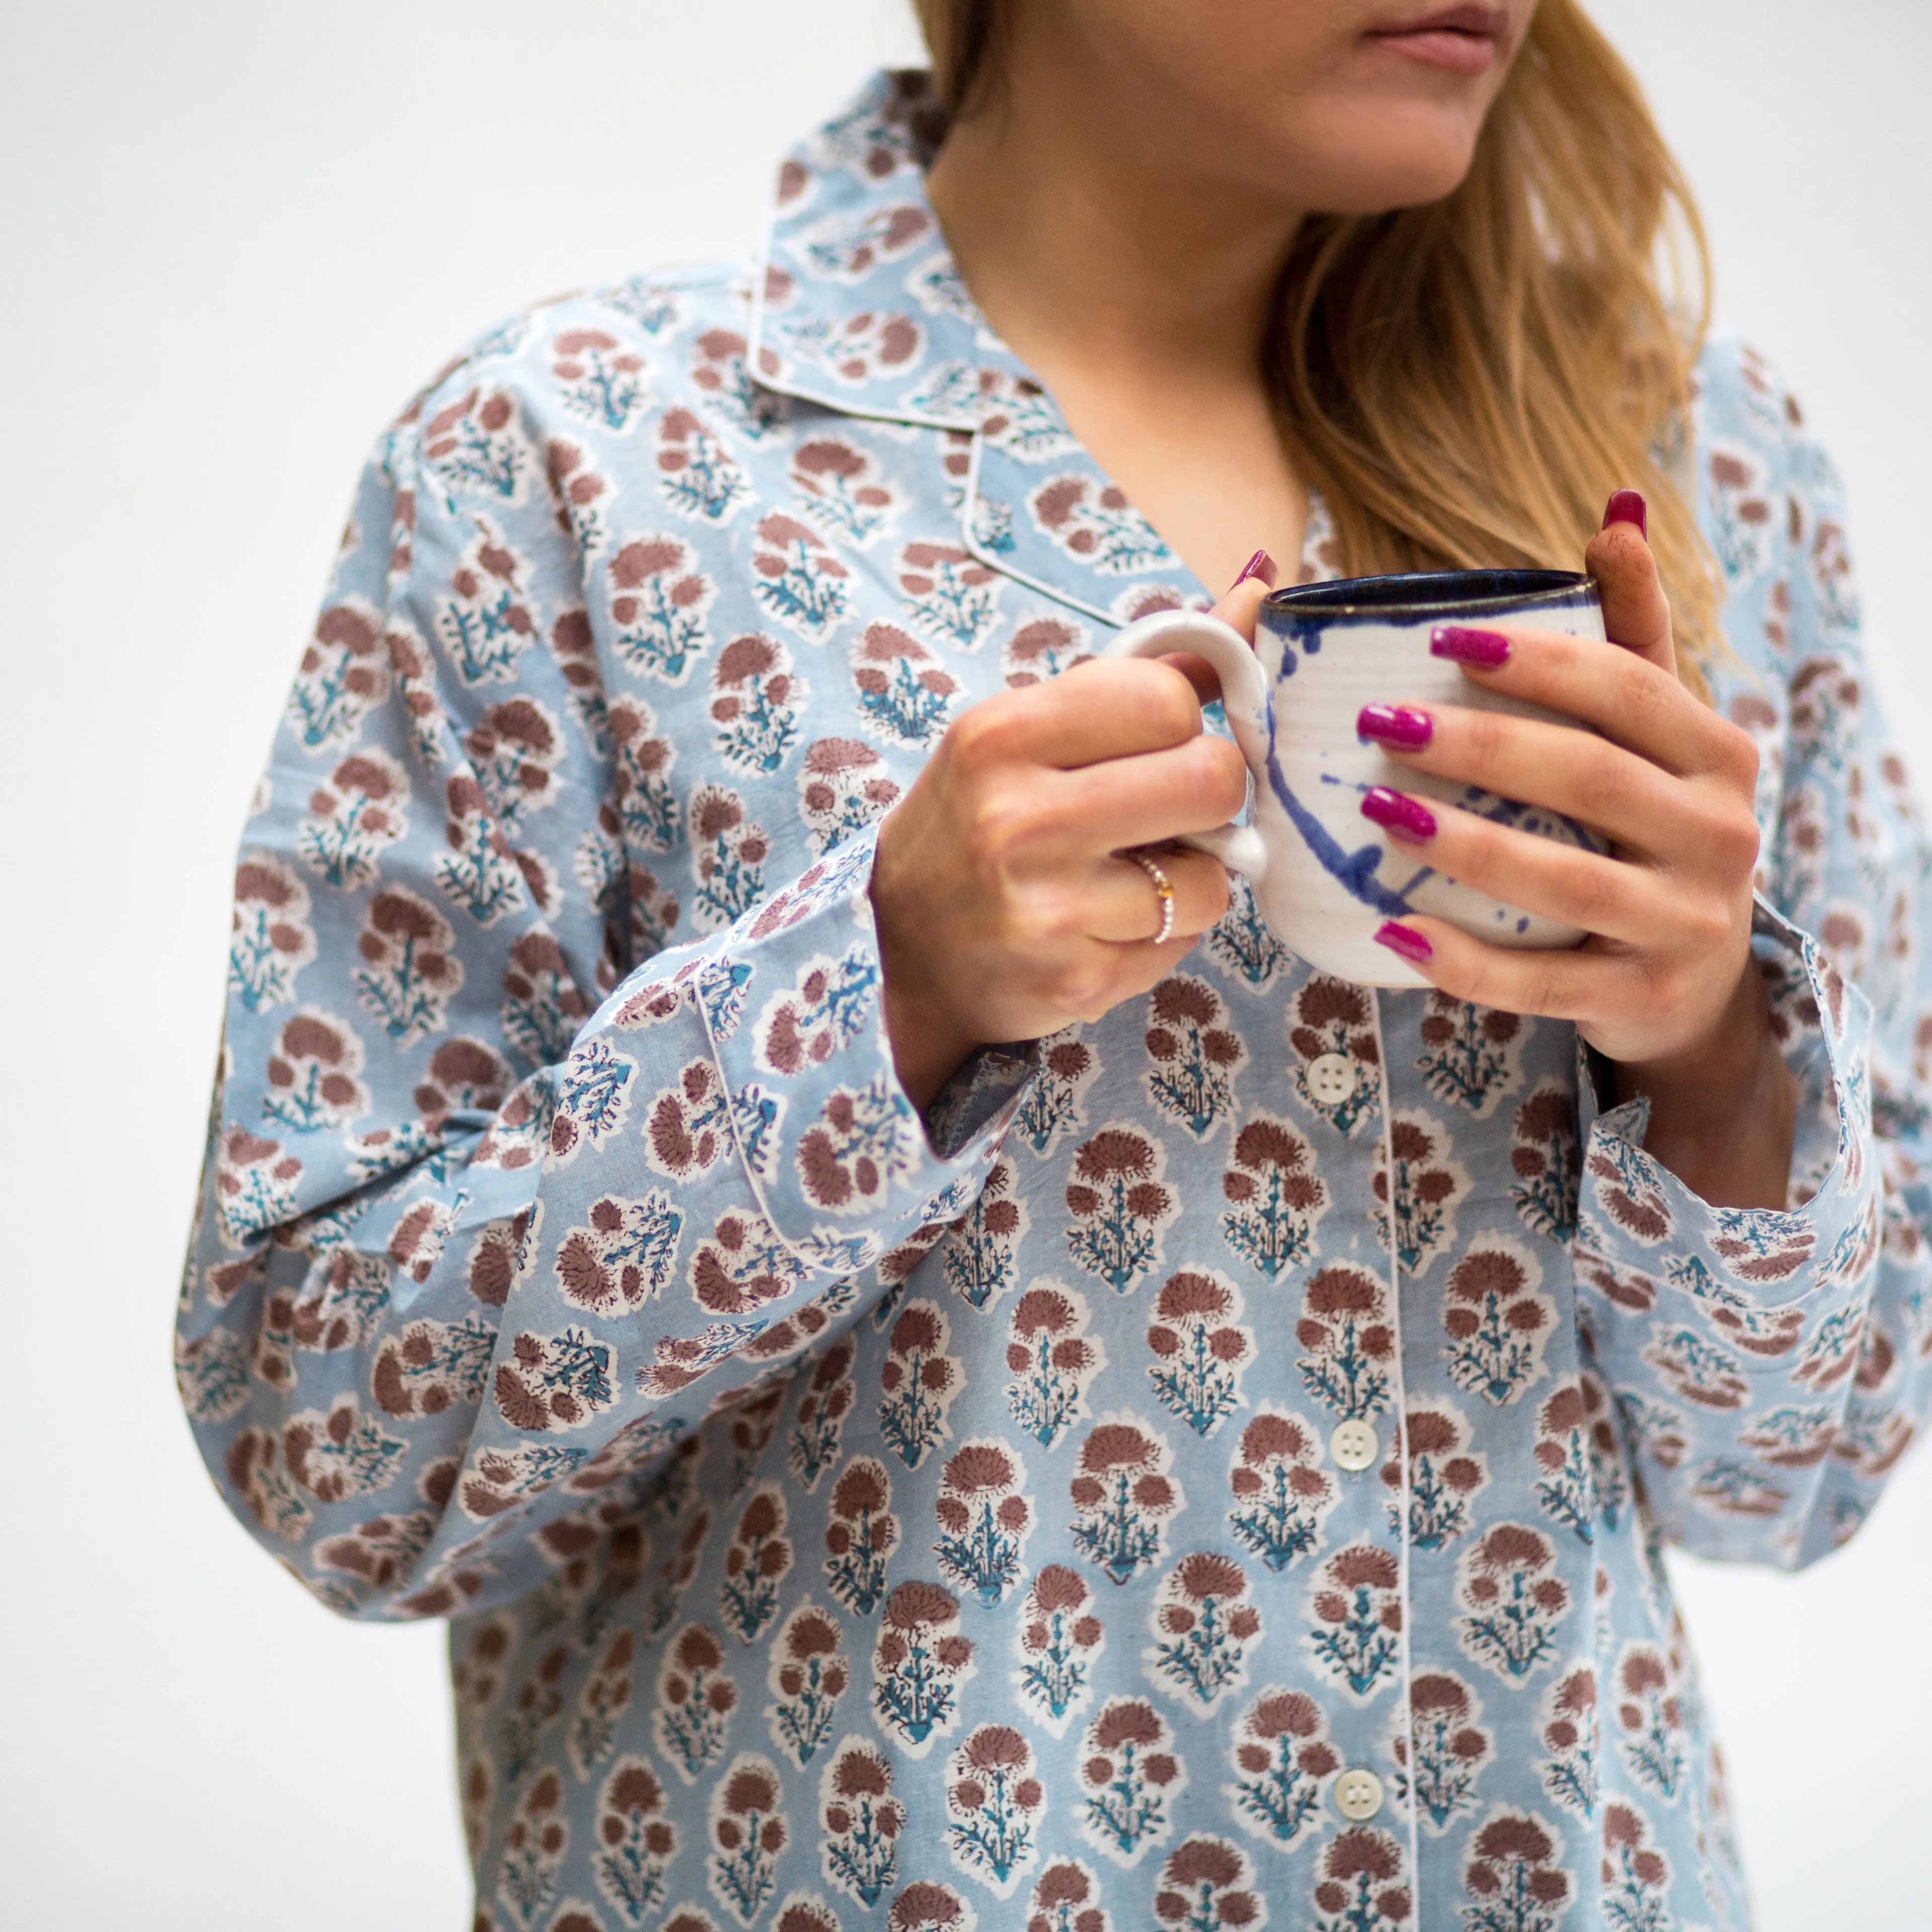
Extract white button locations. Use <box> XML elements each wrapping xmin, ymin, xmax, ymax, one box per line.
<box><xmin>1334</xmin><ymin>1768</ymin><xmax>1384</xmax><ymax>1821</ymax></box>
<box><xmin>1305</xmin><ymin>1052</ymin><xmax>1358</xmax><ymax>1105</ymax></box>
<box><xmin>1329</xmin><ymin>1419</ymin><xmax>1380</xmax><ymax>1472</ymax></box>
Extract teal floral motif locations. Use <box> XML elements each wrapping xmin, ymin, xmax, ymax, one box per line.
<box><xmin>1374</xmin><ymin>1112</ymin><xmax>1468</xmax><ymax>1276</ymax></box>
<box><xmin>1397</xmin><ymin>1402</ymin><xmax>1488</xmax><ymax>1552</ymax></box>
<box><xmin>1012</xmin><ymin>1030</ymin><xmax>1097</xmax><ymax>1155</ymax></box>
<box><xmin>1220</xmin><ymin>1115</ymin><xmax>1328</xmax><ymax>1279</ymax></box>
<box><xmin>822</xmin><ymin>1455</ymin><xmax>897</xmax><ymax>1614</ymax></box>
<box><xmin>1442</xmin><ymin>1239</ymin><xmax>1553</xmax><ymax>1408</ymax></box>
<box><xmin>1612</xmin><ymin>1643</ymin><xmax>1686</xmax><ymax>1799</ymax></box>
<box><xmin>1460</xmin><ymin>1809</ymin><xmax>1574</xmax><ymax>1932</ymax></box>
<box><xmin>1509</xmin><ymin>1082</ymin><xmax>1580</xmax><ymax>1243</ymax></box>
<box><xmin>819</xmin><ymin>1737</ymin><xmax>905</xmax><ymax>1906</ymax></box>
<box><xmin>1395</xmin><ymin>1672</ymin><xmax>1490</xmax><ymax>1835</ymax></box>
<box><xmin>609</xmin><ymin>532</ymin><xmax>715</xmax><ymax>684</ymax></box>
<box><xmin>705</xmin><ymin>1754</ymin><xmax>787</xmax><ymax>1924</ymax></box>
<box><xmin>1148</xmin><ymin>1552</ymin><xmax>1259</xmax><ymax>1715</ymax></box>
<box><xmin>1309</xmin><ymin>1825</ymin><xmax>1411</xmax><ymax>1932</ymax></box>
<box><xmin>1065</xmin><ymin>1127</ymin><xmax>1174</xmax><ymax>1296</ymax></box>
<box><xmin>1204</xmin><ymin>874</ymin><xmax>1290</xmax><ymax>990</ymax></box>
<box><xmin>1538</xmin><ymin>1667</ymin><xmax>1598</xmax><ymax>1819</ymax></box>
<box><xmin>1227</xmin><ymin>1688</ymin><xmax>1337</xmax><ymax>1848</ymax></box>
<box><xmin>1068</xmin><ymin>1418</ymin><xmax>1180</xmax><ymax>1587</ymax></box>
<box><xmin>1146</xmin><ymin>1269</ymin><xmax>1251</xmax><ymax>1437</ymax></box>
<box><xmin>719</xmin><ymin>1485</ymin><xmax>791</xmax><ymax>1644</ymax></box>
<box><xmin>932</xmin><ymin>1438</ymin><xmax>1033</xmax><ymax>1607</ymax></box>
<box><xmin>1077</xmin><ymin>1697</ymin><xmax>1183</xmax><ymax>1867</ymax></box>
<box><xmin>1226</xmin><ymin>1410</ymin><xmax>1336</xmax><ymax>1571</ymax></box>
<box><xmin>591</xmin><ymin>1757</ymin><xmax>677</xmax><ymax>1924</ymax></box>
<box><xmin>1457</xmin><ymin>1524</ymin><xmax>1571</xmax><ymax>1682</ymax></box>
<box><xmin>877</xmin><ymin>1300</ymin><xmax>960</xmax><ymax>1468</ymax></box>
<box><xmin>652</xmin><ymin>1623</ymin><xmax>738</xmax><ymax>1784</ymax></box>
<box><xmin>1143</xmin><ymin>975</ymin><xmax>1245</xmax><ymax>1141</ymax></box>
<box><xmin>940</xmin><ymin>1157</ymin><xmax>1026</xmax><ymax>1309</ymax></box>
<box><xmin>1306</xmin><ymin>1543</ymin><xmax>1401</xmax><ymax>1703</ymax></box>
<box><xmin>1152</xmin><ymin>1835</ymin><xmax>1263</xmax><ymax>1932</ymax></box>
<box><xmin>1296</xmin><ymin>1264</ymin><xmax>1396</xmax><ymax>1420</ymax></box>
<box><xmin>1006</xmin><ymin>1281</ymin><xmax>1103</xmax><ymax>1447</ymax></box>
<box><xmin>945</xmin><ymin>1723</ymin><xmax>1043</xmax><ymax>1895</ymax></box>
<box><xmin>660</xmin><ymin>404</ymin><xmax>750</xmax><ymax>523</ymax></box>
<box><xmin>870</xmin><ymin>1579</ymin><xmax>974</xmax><ymax>1756</ymax></box>
<box><xmin>1015</xmin><ymin>1563</ymin><xmax>1104</xmax><ymax>1735</ymax></box>
<box><xmin>1415</xmin><ymin>994</ymin><xmax>1524</xmax><ymax>1119</ymax></box>
<box><xmin>710</xmin><ymin>632</ymin><xmax>801</xmax><ymax>772</ymax></box>
<box><xmin>765</xmin><ymin>1600</ymin><xmax>848</xmax><ymax>1768</ymax></box>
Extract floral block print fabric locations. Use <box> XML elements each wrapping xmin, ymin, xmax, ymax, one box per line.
<box><xmin>179</xmin><ymin>69</ymin><xmax>1932</xmax><ymax>1932</ymax></box>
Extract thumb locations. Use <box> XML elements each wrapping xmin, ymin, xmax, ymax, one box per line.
<box><xmin>1583</xmin><ymin>490</ymin><xmax>1676</xmax><ymax>677</ymax></box>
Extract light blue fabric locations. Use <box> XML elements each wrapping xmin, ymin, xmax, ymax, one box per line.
<box><xmin>178</xmin><ymin>70</ymin><xmax>1932</xmax><ymax>1932</ymax></box>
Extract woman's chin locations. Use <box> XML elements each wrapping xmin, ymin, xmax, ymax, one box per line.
<box><xmin>1262</xmin><ymin>136</ymin><xmax>1481</xmax><ymax>218</ymax></box>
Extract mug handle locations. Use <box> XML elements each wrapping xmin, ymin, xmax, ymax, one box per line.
<box><xmin>1100</xmin><ymin>608</ymin><xmax>1273</xmax><ymax>881</ymax></box>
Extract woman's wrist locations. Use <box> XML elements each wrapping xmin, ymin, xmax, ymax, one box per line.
<box><xmin>1611</xmin><ymin>958</ymin><xmax>1796</xmax><ymax>1211</ymax></box>
<box><xmin>881</xmin><ymin>975</ymin><xmax>981</xmax><ymax>1114</ymax></box>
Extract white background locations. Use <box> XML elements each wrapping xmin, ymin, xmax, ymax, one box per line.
<box><xmin>3</xmin><ymin>3</ymin><xmax>1927</xmax><ymax>1925</ymax></box>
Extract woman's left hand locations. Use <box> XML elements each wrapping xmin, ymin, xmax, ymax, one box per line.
<box><xmin>1359</xmin><ymin>496</ymin><xmax>1797</xmax><ymax>1208</ymax></box>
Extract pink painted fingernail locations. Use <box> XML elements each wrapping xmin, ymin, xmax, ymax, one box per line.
<box><xmin>1230</xmin><ymin>548</ymin><xmax>1277</xmax><ymax>592</ymax></box>
<box><xmin>1375</xmin><ymin>921</ymin><xmax>1434</xmax><ymax>963</ymax></box>
<box><xmin>1356</xmin><ymin>703</ymin><xmax>1433</xmax><ymax>749</ymax></box>
<box><xmin>1361</xmin><ymin>787</ymin><xmax>1436</xmax><ymax>842</ymax></box>
<box><xmin>1430</xmin><ymin>624</ymin><xmax>1511</xmax><ymax>668</ymax></box>
<box><xmin>1603</xmin><ymin>489</ymin><xmax>1648</xmax><ymax>536</ymax></box>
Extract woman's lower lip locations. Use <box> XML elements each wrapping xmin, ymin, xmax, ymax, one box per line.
<box><xmin>1367</xmin><ymin>28</ymin><xmax>1499</xmax><ymax>75</ymax></box>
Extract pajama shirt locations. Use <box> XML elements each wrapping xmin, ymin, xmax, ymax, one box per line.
<box><xmin>178</xmin><ymin>68</ymin><xmax>1932</xmax><ymax>1932</ymax></box>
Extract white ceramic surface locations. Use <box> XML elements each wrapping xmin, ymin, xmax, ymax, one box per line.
<box><xmin>1104</xmin><ymin>573</ymin><xmax>1608</xmax><ymax>987</ymax></box>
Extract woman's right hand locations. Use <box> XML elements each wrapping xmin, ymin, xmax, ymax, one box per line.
<box><xmin>869</xmin><ymin>574</ymin><xmax>1273</xmax><ymax>1109</ymax></box>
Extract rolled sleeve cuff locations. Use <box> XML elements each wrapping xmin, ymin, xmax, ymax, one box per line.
<box><xmin>690</xmin><ymin>827</ymin><xmax>1029</xmax><ymax>1271</ymax></box>
<box><xmin>1575</xmin><ymin>896</ymin><xmax>1879</xmax><ymax>1342</ymax></box>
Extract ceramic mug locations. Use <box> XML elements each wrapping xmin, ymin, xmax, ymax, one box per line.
<box><xmin>1103</xmin><ymin>569</ymin><xmax>1609</xmax><ymax>988</ymax></box>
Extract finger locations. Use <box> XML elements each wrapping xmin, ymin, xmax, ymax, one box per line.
<box><xmin>1584</xmin><ymin>493</ymin><xmax>1676</xmax><ymax>678</ymax></box>
<box><xmin>1370</xmin><ymin>913</ymin><xmax>1630</xmax><ymax>1023</ymax></box>
<box><xmin>1209</xmin><ymin>568</ymin><xmax>1273</xmax><ymax>645</ymax></box>
<box><xmin>953</xmin><ymin>655</ymin><xmax>1209</xmax><ymax>770</ymax></box>
<box><xmin>1162</xmin><ymin>553</ymin><xmax>1276</xmax><ymax>706</ymax></box>
<box><xmin>1363</xmin><ymin>787</ymin><xmax>1669</xmax><ymax>945</ymax></box>
<box><xmin>1160</xmin><ymin>652</ymin><xmax>1225</xmax><ymax>707</ymax></box>
<box><xmin>1363</xmin><ymin>698</ymin><xmax>1683</xmax><ymax>850</ymax></box>
<box><xmin>1366</xmin><ymin>682</ymin><xmax>1765</xmax><ymax>858</ymax></box>
<box><xmin>1085</xmin><ymin>847</ymin><xmax>1232</xmax><ymax>944</ymax></box>
<box><xmin>1425</xmin><ymin>626</ymin><xmax>1749</xmax><ymax>781</ymax></box>
<box><xmin>1049</xmin><ymin>733</ymin><xmax>1250</xmax><ymax>852</ymax></box>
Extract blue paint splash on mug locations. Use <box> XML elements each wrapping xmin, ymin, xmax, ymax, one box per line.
<box><xmin>1264</xmin><ymin>748</ymin><xmax>1417</xmax><ymax>918</ymax></box>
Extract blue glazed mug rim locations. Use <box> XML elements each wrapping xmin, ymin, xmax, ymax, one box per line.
<box><xmin>1264</xmin><ymin>567</ymin><xmax>1596</xmax><ymax>631</ymax></box>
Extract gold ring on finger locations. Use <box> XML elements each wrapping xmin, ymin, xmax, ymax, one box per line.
<box><xmin>1124</xmin><ymin>849</ymin><xmax>1176</xmax><ymax>945</ymax></box>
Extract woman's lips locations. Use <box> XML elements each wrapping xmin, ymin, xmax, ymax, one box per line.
<box><xmin>1366</xmin><ymin>8</ymin><xmax>1505</xmax><ymax>75</ymax></box>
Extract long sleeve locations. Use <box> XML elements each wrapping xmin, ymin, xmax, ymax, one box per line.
<box><xmin>175</xmin><ymin>347</ymin><xmax>1021</xmax><ymax>1622</ymax></box>
<box><xmin>1573</xmin><ymin>345</ymin><xmax>1932</xmax><ymax>1567</ymax></box>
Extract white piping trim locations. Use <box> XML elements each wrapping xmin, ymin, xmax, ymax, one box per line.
<box><xmin>1369</xmin><ymin>985</ymin><xmax>1425</xmax><ymax>1908</ymax></box>
<box><xmin>957</xmin><ymin>426</ymin><xmax>1179</xmax><ymax>632</ymax></box>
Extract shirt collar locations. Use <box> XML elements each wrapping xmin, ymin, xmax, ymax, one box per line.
<box><xmin>748</xmin><ymin>70</ymin><xmax>1338</xmax><ymax>620</ymax></box>
<box><xmin>749</xmin><ymin>69</ymin><xmax>1035</xmax><ymax>431</ymax></box>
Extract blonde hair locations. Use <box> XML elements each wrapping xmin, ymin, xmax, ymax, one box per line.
<box><xmin>911</xmin><ymin>0</ymin><xmax>1722</xmax><ymax>683</ymax></box>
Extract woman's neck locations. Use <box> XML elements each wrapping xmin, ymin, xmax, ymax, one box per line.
<box><xmin>925</xmin><ymin>35</ymin><xmax>1311</xmax><ymax>590</ymax></box>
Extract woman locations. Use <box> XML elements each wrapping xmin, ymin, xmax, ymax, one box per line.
<box><xmin>179</xmin><ymin>4</ymin><xmax>1930</xmax><ymax>1925</ymax></box>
